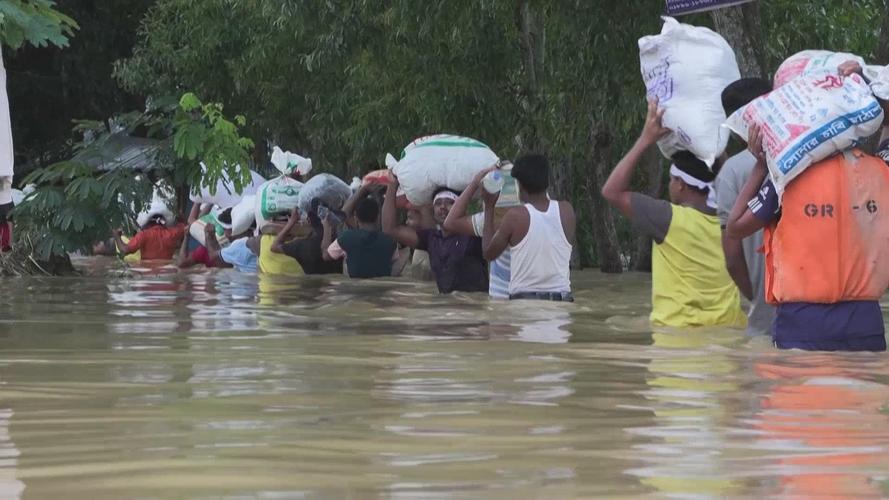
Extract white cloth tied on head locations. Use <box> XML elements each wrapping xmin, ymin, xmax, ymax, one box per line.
<box><xmin>670</xmin><ymin>165</ymin><xmax>717</xmax><ymax>209</ymax></box>
<box><xmin>433</xmin><ymin>190</ymin><xmax>459</xmax><ymax>204</ymax></box>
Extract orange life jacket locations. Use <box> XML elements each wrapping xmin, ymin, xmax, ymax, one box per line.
<box><xmin>764</xmin><ymin>150</ymin><xmax>889</xmax><ymax>304</ymax></box>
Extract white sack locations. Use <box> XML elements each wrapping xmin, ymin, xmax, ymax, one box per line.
<box><xmin>724</xmin><ymin>71</ymin><xmax>884</xmax><ymax>195</ymax></box>
<box><xmin>189</xmin><ymin>210</ymin><xmax>230</xmax><ymax>248</ymax></box>
<box><xmin>189</xmin><ymin>164</ymin><xmax>265</xmax><ymax>209</ymax></box>
<box><xmin>136</xmin><ymin>184</ymin><xmax>177</xmax><ymax>228</ymax></box>
<box><xmin>639</xmin><ymin>17</ymin><xmax>740</xmax><ymax>166</ymax></box>
<box><xmin>297</xmin><ymin>173</ymin><xmax>352</xmax><ymax>213</ymax></box>
<box><xmin>0</xmin><ymin>51</ymin><xmax>14</xmax><ymax>183</ymax></box>
<box><xmin>230</xmin><ymin>194</ymin><xmax>256</xmax><ymax>236</ymax></box>
<box><xmin>254</xmin><ymin>175</ymin><xmax>303</xmax><ymax>230</ymax></box>
<box><xmin>388</xmin><ymin>135</ymin><xmax>499</xmax><ymax>205</ymax></box>
<box><xmin>271</xmin><ymin>146</ymin><xmax>312</xmax><ymax>177</ymax></box>
<box><xmin>774</xmin><ymin>50</ymin><xmax>865</xmax><ymax>88</ymax></box>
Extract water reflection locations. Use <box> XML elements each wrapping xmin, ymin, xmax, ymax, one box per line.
<box><xmin>753</xmin><ymin>354</ymin><xmax>889</xmax><ymax>498</ymax></box>
<box><xmin>0</xmin><ymin>268</ymin><xmax>887</xmax><ymax>497</ymax></box>
<box><xmin>0</xmin><ymin>409</ymin><xmax>23</xmax><ymax>500</ymax></box>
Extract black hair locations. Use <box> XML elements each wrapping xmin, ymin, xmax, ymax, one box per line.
<box><xmin>671</xmin><ymin>150</ymin><xmax>718</xmax><ymax>184</ymax></box>
<box><xmin>722</xmin><ymin>78</ymin><xmax>772</xmax><ymax>116</ymax></box>
<box><xmin>511</xmin><ymin>153</ymin><xmax>549</xmax><ymax>194</ymax></box>
<box><xmin>217</xmin><ymin>207</ymin><xmax>233</xmax><ymax>224</ymax></box>
<box><xmin>356</xmin><ymin>197</ymin><xmax>380</xmax><ymax>224</ymax></box>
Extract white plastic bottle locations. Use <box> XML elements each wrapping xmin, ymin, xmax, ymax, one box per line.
<box><xmin>482</xmin><ymin>170</ymin><xmax>504</xmax><ymax>194</ymax></box>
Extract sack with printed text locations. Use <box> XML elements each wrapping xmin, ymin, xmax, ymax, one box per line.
<box><xmin>639</xmin><ymin>17</ymin><xmax>740</xmax><ymax>166</ymax></box>
<box><xmin>387</xmin><ymin>134</ymin><xmax>499</xmax><ymax>206</ymax></box>
<box><xmin>189</xmin><ymin>209</ymin><xmax>230</xmax><ymax>248</ymax></box>
<box><xmin>724</xmin><ymin>71</ymin><xmax>884</xmax><ymax>194</ymax></box>
<box><xmin>254</xmin><ymin>176</ymin><xmax>303</xmax><ymax>231</ymax></box>
<box><xmin>774</xmin><ymin>50</ymin><xmax>865</xmax><ymax>88</ymax></box>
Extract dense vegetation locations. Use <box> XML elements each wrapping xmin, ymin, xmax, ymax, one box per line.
<box><xmin>4</xmin><ymin>0</ymin><xmax>889</xmax><ymax>272</ymax></box>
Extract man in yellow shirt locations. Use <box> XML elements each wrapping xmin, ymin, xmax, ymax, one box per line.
<box><xmin>601</xmin><ymin>98</ymin><xmax>745</xmax><ymax>328</ymax></box>
<box><xmin>259</xmin><ymin>226</ymin><xmax>304</xmax><ymax>275</ymax></box>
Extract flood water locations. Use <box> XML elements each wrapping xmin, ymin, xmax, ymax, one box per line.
<box><xmin>1</xmin><ymin>260</ymin><xmax>889</xmax><ymax>498</ymax></box>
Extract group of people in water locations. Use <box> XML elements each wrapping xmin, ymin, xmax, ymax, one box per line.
<box><xmin>605</xmin><ymin>60</ymin><xmax>889</xmax><ymax>353</ymax></box>
<box><xmin>99</xmin><ymin>153</ymin><xmax>577</xmax><ymax>300</ymax></box>
<box><xmin>85</xmin><ymin>59</ymin><xmax>889</xmax><ymax>354</ymax></box>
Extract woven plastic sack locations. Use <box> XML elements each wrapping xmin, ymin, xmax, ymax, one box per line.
<box><xmin>189</xmin><ymin>210</ymin><xmax>230</xmax><ymax>248</ymax></box>
<box><xmin>271</xmin><ymin>146</ymin><xmax>312</xmax><ymax>177</ymax></box>
<box><xmin>724</xmin><ymin>71</ymin><xmax>884</xmax><ymax>194</ymax></box>
<box><xmin>190</xmin><ymin>165</ymin><xmax>265</xmax><ymax>209</ymax></box>
<box><xmin>254</xmin><ymin>176</ymin><xmax>303</xmax><ymax>230</ymax></box>
<box><xmin>387</xmin><ymin>135</ymin><xmax>499</xmax><ymax>205</ymax></box>
<box><xmin>639</xmin><ymin>17</ymin><xmax>740</xmax><ymax>166</ymax></box>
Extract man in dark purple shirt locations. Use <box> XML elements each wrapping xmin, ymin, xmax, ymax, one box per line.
<box><xmin>383</xmin><ymin>176</ymin><xmax>488</xmax><ymax>294</ymax></box>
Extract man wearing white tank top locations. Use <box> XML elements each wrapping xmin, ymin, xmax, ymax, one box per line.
<box><xmin>478</xmin><ymin>154</ymin><xmax>576</xmax><ymax>301</ymax></box>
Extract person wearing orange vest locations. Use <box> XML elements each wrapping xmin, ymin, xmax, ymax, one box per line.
<box><xmin>726</xmin><ymin>123</ymin><xmax>889</xmax><ymax>351</ymax></box>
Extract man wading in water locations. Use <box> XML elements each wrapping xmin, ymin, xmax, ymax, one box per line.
<box><xmin>467</xmin><ymin>154</ymin><xmax>576</xmax><ymax>301</ymax></box>
<box><xmin>602</xmin><ymin>98</ymin><xmax>745</xmax><ymax>328</ymax></box>
<box><xmin>383</xmin><ymin>174</ymin><xmax>488</xmax><ymax>294</ymax></box>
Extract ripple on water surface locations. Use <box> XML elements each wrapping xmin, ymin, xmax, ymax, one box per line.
<box><xmin>0</xmin><ymin>264</ymin><xmax>887</xmax><ymax>498</ymax></box>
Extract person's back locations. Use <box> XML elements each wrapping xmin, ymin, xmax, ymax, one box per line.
<box><xmin>716</xmin><ymin>150</ymin><xmax>775</xmax><ymax>335</ymax></box>
<box><xmin>337</xmin><ymin>228</ymin><xmax>396</xmax><ymax>278</ymax></box>
<box><xmin>477</xmin><ymin>154</ymin><xmax>576</xmax><ymax>301</ymax></box>
<box><xmin>324</xmin><ymin>197</ymin><xmax>396</xmax><ymax>279</ymax></box>
<box><xmin>762</xmin><ymin>150</ymin><xmax>889</xmax><ymax>350</ymax></box>
<box><xmin>130</xmin><ymin>222</ymin><xmax>185</xmax><ymax>260</ymax></box>
<box><xmin>602</xmin><ymin>100</ymin><xmax>744</xmax><ymax>327</ymax></box>
<box><xmin>508</xmin><ymin>200</ymin><xmax>572</xmax><ymax>297</ymax></box>
<box><xmin>717</xmin><ymin>77</ymin><xmax>777</xmax><ymax>336</ymax></box>
<box><xmin>650</xmin><ymin>202</ymin><xmax>744</xmax><ymax>326</ymax></box>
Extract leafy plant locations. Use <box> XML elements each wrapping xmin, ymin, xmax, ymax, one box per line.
<box><xmin>0</xmin><ymin>0</ymin><xmax>77</xmax><ymax>49</ymax></box>
<box><xmin>11</xmin><ymin>92</ymin><xmax>255</xmax><ymax>263</ymax></box>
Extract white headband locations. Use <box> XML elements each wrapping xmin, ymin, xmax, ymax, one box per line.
<box><xmin>670</xmin><ymin>165</ymin><xmax>717</xmax><ymax>209</ymax></box>
<box><xmin>433</xmin><ymin>191</ymin><xmax>459</xmax><ymax>203</ymax></box>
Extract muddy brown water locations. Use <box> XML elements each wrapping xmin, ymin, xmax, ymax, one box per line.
<box><xmin>1</xmin><ymin>258</ymin><xmax>888</xmax><ymax>498</ymax></box>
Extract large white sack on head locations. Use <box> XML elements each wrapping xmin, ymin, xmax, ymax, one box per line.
<box><xmin>388</xmin><ymin>135</ymin><xmax>499</xmax><ymax>205</ymax></box>
<box><xmin>774</xmin><ymin>50</ymin><xmax>865</xmax><ymax>88</ymax></box>
<box><xmin>137</xmin><ymin>183</ymin><xmax>176</xmax><ymax>228</ymax></box>
<box><xmin>724</xmin><ymin>71</ymin><xmax>884</xmax><ymax>195</ymax></box>
<box><xmin>230</xmin><ymin>194</ymin><xmax>256</xmax><ymax>236</ymax></box>
<box><xmin>189</xmin><ymin>210</ymin><xmax>230</xmax><ymax>248</ymax></box>
<box><xmin>271</xmin><ymin>146</ymin><xmax>312</xmax><ymax>177</ymax></box>
<box><xmin>639</xmin><ymin>17</ymin><xmax>740</xmax><ymax>166</ymax></box>
<box><xmin>254</xmin><ymin>175</ymin><xmax>303</xmax><ymax>230</ymax></box>
<box><xmin>0</xmin><ymin>176</ymin><xmax>11</xmax><ymax>205</ymax></box>
<box><xmin>1</xmin><ymin>52</ymin><xmax>14</xmax><ymax>181</ymax></box>
<box><xmin>298</xmin><ymin>173</ymin><xmax>352</xmax><ymax>213</ymax></box>
<box><xmin>189</xmin><ymin>164</ymin><xmax>265</xmax><ymax>209</ymax></box>
<box><xmin>864</xmin><ymin>64</ymin><xmax>889</xmax><ymax>100</ymax></box>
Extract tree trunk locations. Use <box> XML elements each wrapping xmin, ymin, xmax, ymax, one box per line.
<box><xmin>586</xmin><ymin>127</ymin><xmax>623</xmax><ymax>273</ymax></box>
<box><xmin>878</xmin><ymin>0</ymin><xmax>889</xmax><ymax>64</ymax></box>
<box><xmin>710</xmin><ymin>3</ymin><xmax>766</xmax><ymax>79</ymax></box>
<box><xmin>632</xmin><ymin>147</ymin><xmax>663</xmax><ymax>272</ymax></box>
<box><xmin>515</xmin><ymin>0</ymin><xmax>547</xmax><ymax>153</ymax></box>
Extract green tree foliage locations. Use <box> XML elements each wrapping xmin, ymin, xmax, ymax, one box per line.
<box><xmin>0</xmin><ymin>0</ymin><xmax>76</xmax><ymax>49</ymax></box>
<box><xmin>105</xmin><ymin>0</ymin><xmax>889</xmax><ymax>269</ymax></box>
<box><xmin>4</xmin><ymin>1</ymin><xmax>152</xmax><ymax>170</ymax></box>
<box><xmin>12</xmin><ymin>93</ymin><xmax>255</xmax><ymax>261</ymax></box>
